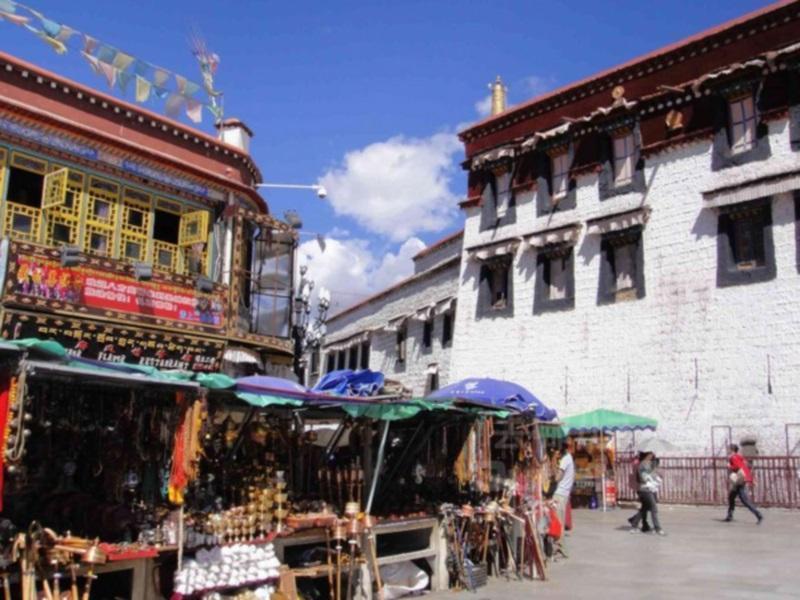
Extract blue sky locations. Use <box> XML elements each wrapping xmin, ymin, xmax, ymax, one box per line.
<box><xmin>1</xmin><ymin>0</ymin><xmax>770</xmax><ymax>312</ymax></box>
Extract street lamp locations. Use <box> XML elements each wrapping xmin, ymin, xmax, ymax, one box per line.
<box><xmin>292</xmin><ymin>265</ymin><xmax>331</xmax><ymax>382</ymax></box>
<box><xmin>256</xmin><ymin>182</ymin><xmax>328</xmax><ymax>199</ymax></box>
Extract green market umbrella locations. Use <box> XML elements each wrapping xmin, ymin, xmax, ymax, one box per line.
<box><xmin>561</xmin><ymin>409</ymin><xmax>657</xmax><ymax>511</ymax></box>
<box><xmin>561</xmin><ymin>408</ymin><xmax>657</xmax><ymax>435</ymax></box>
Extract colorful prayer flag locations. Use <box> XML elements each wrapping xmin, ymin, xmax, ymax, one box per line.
<box><xmin>135</xmin><ymin>75</ymin><xmax>151</xmax><ymax>102</ymax></box>
<box><xmin>37</xmin><ymin>31</ymin><xmax>67</xmax><ymax>55</ymax></box>
<box><xmin>82</xmin><ymin>34</ymin><xmax>98</xmax><ymax>55</ymax></box>
<box><xmin>0</xmin><ymin>11</ymin><xmax>28</xmax><ymax>26</ymax></box>
<box><xmin>185</xmin><ymin>98</ymin><xmax>202</xmax><ymax>124</ymax></box>
<box><xmin>175</xmin><ymin>74</ymin><xmax>187</xmax><ymax>95</ymax></box>
<box><xmin>164</xmin><ymin>94</ymin><xmax>185</xmax><ymax>119</ymax></box>
<box><xmin>55</xmin><ymin>25</ymin><xmax>76</xmax><ymax>43</ymax></box>
<box><xmin>112</xmin><ymin>51</ymin><xmax>135</xmax><ymax>72</ymax></box>
<box><xmin>153</xmin><ymin>69</ymin><xmax>170</xmax><ymax>88</ymax></box>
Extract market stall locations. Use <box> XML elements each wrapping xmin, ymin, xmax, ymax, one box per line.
<box><xmin>560</xmin><ymin>409</ymin><xmax>657</xmax><ymax>511</ymax></box>
<box><xmin>1</xmin><ymin>350</ymin><xmax>562</xmax><ymax>599</ymax></box>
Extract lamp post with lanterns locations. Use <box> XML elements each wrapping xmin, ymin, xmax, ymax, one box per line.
<box><xmin>292</xmin><ymin>265</ymin><xmax>330</xmax><ymax>383</ymax></box>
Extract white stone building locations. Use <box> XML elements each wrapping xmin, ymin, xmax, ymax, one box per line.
<box><xmin>453</xmin><ymin>3</ymin><xmax>800</xmax><ymax>454</ymax></box>
<box><xmin>315</xmin><ymin>231</ymin><xmax>462</xmax><ymax>395</ymax></box>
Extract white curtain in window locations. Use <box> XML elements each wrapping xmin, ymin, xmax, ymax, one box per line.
<box><xmin>551</xmin><ymin>152</ymin><xmax>569</xmax><ymax>199</ymax></box>
<box><xmin>615</xmin><ymin>243</ymin><xmax>636</xmax><ymax>290</ymax></box>
<box><xmin>495</xmin><ymin>171</ymin><xmax>512</xmax><ymax>218</ymax></box>
<box><xmin>613</xmin><ymin>134</ymin><xmax>634</xmax><ymax>184</ymax></box>
<box><xmin>730</xmin><ymin>96</ymin><xmax>756</xmax><ymax>154</ymax></box>
<box><xmin>549</xmin><ymin>256</ymin><xmax>567</xmax><ymax>300</ymax></box>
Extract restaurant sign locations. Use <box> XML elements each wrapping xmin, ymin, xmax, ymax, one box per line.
<box><xmin>3</xmin><ymin>247</ymin><xmax>225</xmax><ymax>334</ymax></box>
<box><xmin>1</xmin><ymin>311</ymin><xmax>224</xmax><ymax>372</ymax></box>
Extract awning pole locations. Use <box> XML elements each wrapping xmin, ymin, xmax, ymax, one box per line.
<box><xmin>366</xmin><ymin>420</ymin><xmax>390</xmax><ymax>514</ymax></box>
<box><xmin>601</xmin><ymin>432</ymin><xmax>607</xmax><ymax>513</ymax></box>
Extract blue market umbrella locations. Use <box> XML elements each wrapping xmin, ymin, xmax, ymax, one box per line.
<box><xmin>312</xmin><ymin>369</ymin><xmax>385</xmax><ymax>397</ymax></box>
<box><xmin>429</xmin><ymin>377</ymin><xmax>558</xmax><ymax>421</ymax></box>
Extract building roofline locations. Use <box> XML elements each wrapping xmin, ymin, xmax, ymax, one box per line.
<box><xmin>459</xmin><ymin>0</ymin><xmax>798</xmax><ymax>142</ymax></box>
<box><xmin>0</xmin><ymin>50</ymin><xmax>263</xmax><ymax>183</ymax></box>
<box><xmin>0</xmin><ymin>93</ymin><xmax>268</xmax><ymax>213</ymax></box>
<box><xmin>327</xmin><ymin>255</ymin><xmax>460</xmax><ymax>323</ymax></box>
<box><xmin>412</xmin><ymin>229</ymin><xmax>464</xmax><ymax>261</ymax></box>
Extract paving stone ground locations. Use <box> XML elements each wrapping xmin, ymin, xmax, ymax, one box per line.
<box><xmin>425</xmin><ymin>504</ymin><xmax>800</xmax><ymax>600</ymax></box>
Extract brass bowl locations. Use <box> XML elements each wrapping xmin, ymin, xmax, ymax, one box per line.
<box><xmin>273</xmin><ymin>493</ymin><xmax>288</xmax><ymax>504</ymax></box>
<box><xmin>274</xmin><ymin>508</ymin><xmax>289</xmax><ymax>519</ymax></box>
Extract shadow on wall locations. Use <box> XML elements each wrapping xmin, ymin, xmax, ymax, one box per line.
<box><xmin>691</xmin><ymin>208</ymin><xmax>719</xmax><ymax>241</ymax></box>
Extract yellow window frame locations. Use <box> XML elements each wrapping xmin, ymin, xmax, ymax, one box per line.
<box><xmin>42</xmin><ymin>168</ymin><xmax>69</xmax><ymax>210</ymax></box>
<box><xmin>46</xmin><ymin>214</ymin><xmax>79</xmax><ymax>246</ymax></box>
<box><xmin>122</xmin><ymin>188</ymin><xmax>152</xmax><ymax>237</ymax></box>
<box><xmin>84</xmin><ymin>223</ymin><xmax>113</xmax><ymax>258</ymax></box>
<box><xmin>153</xmin><ymin>240</ymin><xmax>180</xmax><ymax>273</ymax></box>
<box><xmin>179</xmin><ymin>210</ymin><xmax>209</xmax><ymax>247</ymax></box>
<box><xmin>86</xmin><ymin>176</ymin><xmax>119</xmax><ymax>229</ymax></box>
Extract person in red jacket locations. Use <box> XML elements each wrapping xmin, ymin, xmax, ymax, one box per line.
<box><xmin>724</xmin><ymin>444</ymin><xmax>763</xmax><ymax>524</ymax></box>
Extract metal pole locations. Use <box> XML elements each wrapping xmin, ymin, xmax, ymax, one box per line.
<box><xmin>366</xmin><ymin>420</ymin><xmax>390</xmax><ymax>514</ymax></box>
<box><xmin>601</xmin><ymin>432</ymin><xmax>607</xmax><ymax>512</ymax></box>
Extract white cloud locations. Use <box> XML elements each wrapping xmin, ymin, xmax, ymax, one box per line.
<box><xmin>519</xmin><ymin>75</ymin><xmax>555</xmax><ymax>98</ymax></box>
<box><xmin>319</xmin><ymin>133</ymin><xmax>461</xmax><ymax>242</ymax></box>
<box><xmin>475</xmin><ymin>94</ymin><xmax>492</xmax><ymax>117</ymax></box>
<box><xmin>298</xmin><ymin>234</ymin><xmax>426</xmax><ymax>315</ymax></box>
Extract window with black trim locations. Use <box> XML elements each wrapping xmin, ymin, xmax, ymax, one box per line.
<box><xmin>729</xmin><ymin>96</ymin><xmax>757</xmax><ymax>155</ymax></box>
<box><xmin>396</xmin><ymin>321</ymin><xmax>407</xmax><ymax>365</ymax></box>
<box><xmin>442</xmin><ymin>310</ymin><xmax>453</xmax><ymax>346</ymax></box>
<box><xmin>326</xmin><ymin>352</ymin><xmax>335</xmax><ymax>373</ymax></box>
<box><xmin>598</xmin><ymin>227</ymin><xmax>645</xmax><ymax>304</ymax></box>
<box><xmin>712</xmin><ymin>90</ymin><xmax>771</xmax><ymax>170</ymax></box>
<box><xmin>359</xmin><ymin>340</ymin><xmax>370</xmax><ymax>370</ymax></box>
<box><xmin>479</xmin><ymin>164</ymin><xmax>517</xmax><ymax>230</ymax></box>
<box><xmin>613</xmin><ymin>132</ymin><xmax>635</xmax><ymax>185</ymax></box>
<box><xmin>310</xmin><ymin>348</ymin><xmax>320</xmax><ymax>378</ymax></box>
<box><xmin>477</xmin><ymin>256</ymin><xmax>514</xmax><ymax>318</ymax></box>
<box><xmin>422</xmin><ymin>318</ymin><xmax>433</xmax><ymax>350</ymax></box>
<box><xmin>598</xmin><ymin>124</ymin><xmax>645</xmax><ymax>200</ymax></box>
<box><xmin>336</xmin><ymin>350</ymin><xmax>346</xmax><ymax>370</ymax></box>
<box><xmin>534</xmin><ymin>246</ymin><xmax>575</xmax><ymax>314</ymax></box>
<box><xmin>347</xmin><ymin>345</ymin><xmax>358</xmax><ymax>370</ymax></box>
<box><xmin>717</xmin><ymin>199</ymin><xmax>775</xmax><ymax>287</ymax></box>
<box><xmin>536</xmin><ymin>145</ymin><xmax>576</xmax><ymax>217</ymax></box>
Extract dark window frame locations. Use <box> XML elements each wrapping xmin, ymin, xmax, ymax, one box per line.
<box><xmin>326</xmin><ymin>352</ymin><xmax>335</xmax><ymax>374</ymax></box>
<box><xmin>598</xmin><ymin>121</ymin><xmax>646</xmax><ymax>200</ymax></box>
<box><xmin>479</xmin><ymin>162</ymin><xmax>518</xmax><ymax>231</ymax></box>
<box><xmin>534</xmin><ymin>245</ymin><xmax>576</xmax><ymax>314</ymax></box>
<box><xmin>336</xmin><ymin>350</ymin><xmax>346</xmax><ymax>371</ymax></box>
<box><xmin>716</xmin><ymin>198</ymin><xmax>775</xmax><ymax>287</ymax></box>
<box><xmin>711</xmin><ymin>83</ymin><xmax>771</xmax><ymax>171</ymax></box>
<box><xmin>536</xmin><ymin>143</ymin><xmax>577</xmax><ymax>217</ymax></box>
<box><xmin>597</xmin><ymin>226</ymin><xmax>646</xmax><ymax>305</ymax></box>
<box><xmin>347</xmin><ymin>345</ymin><xmax>358</xmax><ymax>370</ymax></box>
<box><xmin>795</xmin><ymin>192</ymin><xmax>800</xmax><ymax>274</ymax></box>
<box><xmin>441</xmin><ymin>310</ymin><xmax>454</xmax><ymax>347</ymax></box>
<box><xmin>422</xmin><ymin>318</ymin><xmax>433</xmax><ymax>351</ymax></box>
<box><xmin>359</xmin><ymin>340</ymin><xmax>370</xmax><ymax>370</ymax></box>
<box><xmin>395</xmin><ymin>321</ymin><xmax>408</xmax><ymax>367</ymax></box>
<box><xmin>477</xmin><ymin>255</ymin><xmax>514</xmax><ymax>318</ymax></box>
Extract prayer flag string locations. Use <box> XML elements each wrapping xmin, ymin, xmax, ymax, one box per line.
<box><xmin>0</xmin><ymin>0</ymin><xmax>224</xmax><ymax>124</ymax></box>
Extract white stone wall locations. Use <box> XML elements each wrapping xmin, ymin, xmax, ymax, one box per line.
<box><xmin>321</xmin><ymin>257</ymin><xmax>460</xmax><ymax>396</ymax></box>
<box><xmin>454</xmin><ymin>118</ymin><xmax>800</xmax><ymax>454</ymax></box>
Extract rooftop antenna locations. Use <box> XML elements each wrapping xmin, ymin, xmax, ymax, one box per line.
<box><xmin>189</xmin><ymin>25</ymin><xmax>223</xmax><ymax>123</ymax></box>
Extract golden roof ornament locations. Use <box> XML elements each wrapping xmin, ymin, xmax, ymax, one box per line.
<box><xmin>489</xmin><ymin>75</ymin><xmax>508</xmax><ymax>116</ymax></box>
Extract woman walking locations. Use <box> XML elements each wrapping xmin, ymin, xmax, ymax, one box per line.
<box><xmin>628</xmin><ymin>452</ymin><xmax>665</xmax><ymax>535</ymax></box>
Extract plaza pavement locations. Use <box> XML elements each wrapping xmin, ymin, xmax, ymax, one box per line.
<box><xmin>426</xmin><ymin>504</ymin><xmax>800</xmax><ymax>600</ymax></box>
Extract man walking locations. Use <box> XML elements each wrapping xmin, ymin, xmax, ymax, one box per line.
<box><xmin>553</xmin><ymin>440</ymin><xmax>575</xmax><ymax>556</ymax></box>
<box><xmin>724</xmin><ymin>443</ymin><xmax>763</xmax><ymax>524</ymax></box>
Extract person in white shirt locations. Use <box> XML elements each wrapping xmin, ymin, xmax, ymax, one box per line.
<box><xmin>553</xmin><ymin>440</ymin><xmax>575</xmax><ymax>556</ymax></box>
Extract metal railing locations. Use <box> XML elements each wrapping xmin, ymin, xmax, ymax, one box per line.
<box><xmin>615</xmin><ymin>454</ymin><xmax>800</xmax><ymax>508</ymax></box>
